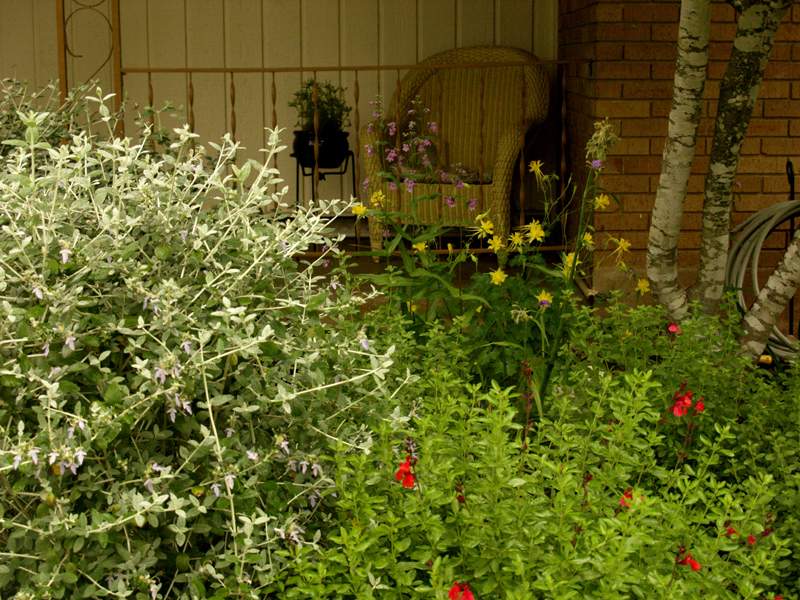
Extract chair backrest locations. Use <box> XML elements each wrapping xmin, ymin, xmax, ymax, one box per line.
<box><xmin>386</xmin><ymin>46</ymin><xmax>549</xmax><ymax>171</ymax></box>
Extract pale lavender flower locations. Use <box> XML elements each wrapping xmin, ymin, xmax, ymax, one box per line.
<box><xmin>179</xmin><ymin>230</ymin><xmax>188</xmax><ymax>243</ymax></box>
<box><xmin>280</xmin><ymin>240</ymin><xmax>287</xmax><ymax>252</ymax></box>
<box><xmin>77</xmin><ymin>418</ymin><xmax>85</xmax><ymax>431</ymax></box>
<box><xmin>181</xmin><ymin>340</ymin><xmax>192</xmax><ymax>354</ymax></box>
<box><xmin>360</xmin><ymin>338</ymin><xmax>370</xmax><ymax>351</ymax></box>
<box><xmin>67</xmin><ymin>462</ymin><xmax>78</xmax><ymax>475</ymax></box>
<box><xmin>67</xmin><ymin>427</ymin><xmax>74</xmax><ymax>439</ymax></box>
<box><xmin>172</xmin><ymin>363</ymin><xmax>182</xmax><ymax>378</ymax></box>
<box><xmin>309</xmin><ymin>493</ymin><xmax>317</xmax><ymax>508</ymax></box>
<box><xmin>13</xmin><ymin>453</ymin><xmax>22</xmax><ymax>470</ymax></box>
<box><xmin>49</xmin><ymin>367</ymin><xmax>62</xmax><ymax>378</ymax></box>
<box><xmin>144</xmin><ymin>478</ymin><xmax>154</xmax><ymax>493</ymax></box>
<box><xmin>49</xmin><ymin>451</ymin><xmax>58</xmax><ymax>465</ymax></box>
<box><xmin>211</xmin><ymin>483</ymin><xmax>221</xmax><ymax>497</ymax></box>
<box><xmin>182</xmin><ymin>400</ymin><xmax>193</xmax><ymax>415</ymax></box>
<box><xmin>74</xmin><ymin>448</ymin><xmax>86</xmax><ymax>465</ymax></box>
<box><xmin>247</xmin><ymin>450</ymin><xmax>258</xmax><ymax>461</ymax></box>
<box><xmin>224</xmin><ymin>473</ymin><xmax>235</xmax><ymax>490</ymax></box>
<box><xmin>152</xmin><ymin>462</ymin><xmax>167</xmax><ymax>472</ymax></box>
<box><xmin>290</xmin><ymin>525</ymin><xmax>305</xmax><ymax>545</ymax></box>
<box><xmin>334</xmin><ymin>375</ymin><xmax>340</xmax><ymax>384</ymax></box>
<box><xmin>43</xmin><ymin>343</ymin><xmax>50</xmax><ymax>357</ymax></box>
<box><xmin>65</xmin><ymin>336</ymin><xmax>76</xmax><ymax>351</ymax></box>
<box><xmin>287</xmin><ymin>459</ymin><xmax>297</xmax><ymax>472</ymax></box>
<box><xmin>60</xmin><ymin>248</ymin><xmax>71</xmax><ymax>264</ymax></box>
<box><xmin>167</xmin><ymin>407</ymin><xmax>177</xmax><ymax>423</ymax></box>
<box><xmin>331</xmin><ymin>282</ymin><xmax>339</xmax><ymax>291</ymax></box>
<box><xmin>299</xmin><ymin>460</ymin><xmax>309</xmax><ymax>474</ymax></box>
<box><xmin>312</xmin><ymin>463</ymin><xmax>321</xmax><ymax>477</ymax></box>
<box><xmin>151</xmin><ymin>299</ymin><xmax>160</xmax><ymax>314</ymax></box>
<box><xmin>154</xmin><ymin>367</ymin><xmax>168</xmax><ymax>385</ymax></box>
<box><xmin>34</xmin><ymin>286</ymin><xmax>43</xmax><ymax>299</ymax></box>
<box><xmin>280</xmin><ymin>440</ymin><xmax>290</xmax><ymax>455</ymax></box>
<box><xmin>143</xmin><ymin>298</ymin><xmax>148</xmax><ymax>310</ymax></box>
<box><xmin>225</xmin><ymin>427</ymin><xmax>235</xmax><ymax>438</ymax></box>
<box><xmin>28</xmin><ymin>448</ymin><xmax>39</xmax><ymax>465</ymax></box>
<box><xmin>150</xmin><ymin>583</ymin><xmax>158</xmax><ymax>600</ymax></box>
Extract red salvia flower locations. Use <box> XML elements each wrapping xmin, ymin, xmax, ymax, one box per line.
<box><xmin>449</xmin><ymin>582</ymin><xmax>474</xmax><ymax>600</ymax></box>
<box><xmin>668</xmin><ymin>322</ymin><xmax>682</xmax><ymax>334</ymax></box>
<box><xmin>748</xmin><ymin>536</ymin><xmax>756</xmax><ymax>544</ymax></box>
<box><xmin>695</xmin><ymin>398</ymin><xmax>705</xmax><ymax>413</ymax></box>
<box><xmin>620</xmin><ymin>488</ymin><xmax>634</xmax><ymax>508</ymax></box>
<box><xmin>677</xmin><ymin>552</ymin><xmax>702</xmax><ymax>571</ymax></box>
<box><xmin>671</xmin><ymin>391</ymin><xmax>693</xmax><ymax>417</ymax></box>
<box><xmin>395</xmin><ymin>456</ymin><xmax>415</xmax><ymax>488</ymax></box>
<box><xmin>725</xmin><ymin>526</ymin><xmax>738</xmax><ymax>536</ymax></box>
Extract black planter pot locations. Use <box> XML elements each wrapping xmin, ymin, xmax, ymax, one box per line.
<box><xmin>292</xmin><ymin>130</ymin><xmax>350</xmax><ymax>169</ymax></box>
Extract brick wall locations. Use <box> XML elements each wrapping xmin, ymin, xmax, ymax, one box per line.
<box><xmin>559</xmin><ymin>0</ymin><xmax>800</xmax><ymax>303</ymax></box>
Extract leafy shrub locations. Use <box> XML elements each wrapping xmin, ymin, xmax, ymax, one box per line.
<box><xmin>0</xmin><ymin>90</ymin><xmax>401</xmax><ymax>600</ymax></box>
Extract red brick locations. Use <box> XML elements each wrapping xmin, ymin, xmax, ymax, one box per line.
<box><xmin>792</xmin><ymin>43</ymin><xmax>800</xmax><ymax>61</ymax></box>
<box><xmin>608</xmin><ymin>137</ymin><xmax>651</xmax><ymax>155</ymax></box>
<box><xmin>711</xmin><ymin>2</ymin><xmax>735</xmax><ymax>22</ymax></box>
<box><xmin>650</xmin><ymin>62</ymin><xmax>676</xmax><ymax>80</ymax></box>
<box><xmin>600</xmin><ymin>174</ymin><xmax>652</xmax><ymax>193</ymax></box>
<box><xmin>624</xmin><ymin>42</ymin><xmax>679</xmax><ymax>62</ymax></box>
<box><xmin>595</xmin><ymin>100</ymin><xmax>651</xmax><ymax>118</ymax></box>
<box><xmin>790</xmin><ymin>120</ymin><xmax>800</xmax><ymax>136</ymax></box>
<box><xmin>596</xmin><ymin>43</ymin><xmax>624</xmax><ymax>60</ymax></box>
<box><xmin>708</xmin><ymin>61</ymin><xmax>729</xmax><ymax>79</ymax></box>
<box><xmin>594</xmin><ymin>62</ymin><xmax>651</xmax><ymax>79</ymax></box>
<box><xmin>595</xmin><ymin>4</ymin><xmax>624</xmax><ymax>22</ymax></box>
<box><xmin>623</xmin><ymin>155</ymin><xmax>663</xmax><ymax>174</ymax></box>
<box><xmin>737</xmin><ymin>156</ymin><xmax>783</xmax><ymax>173</ymax></box>
<box><xmin>762</xmin><ymin>137</ymin><xmax>800</xmax><ymax>155</ymax></box>
<box><xmin>710</xmin><ymin>23</ymin><xmax>738</xmax><ymax>41</ymax></box>
<box><xmin>709</xmin><ymin>43</ymin><xmax>733</xmax><ymax>61</ymax></box>
<box><xmin>770</xmin><ymin>44</ymin><xmax>792</xmax><ymax>61</ymax></box>
<box><xmin>594</xmin><ymin>212</ymin><xmax>651</xmax><ymax>232</ymax></box>
<box><xmin>759</xmin><ymin>81</ymin><xmax>791</xmax><ymax>98</ymax></box>
<box><xmin>763</xmin><ymin>175</ymin><xmax>795</xmax><ymax>193</ymax></box>
<box><xmin>651</xmin><ymin>23</ymin><xmax>679</xmax><ymax>42</ymax></box>
<box><xmin>651</xmin><ymin>100</ymin><xmax>673</xmax><ymax>117</ymax></box>
<box><xmin>777</xmin><ymin>23</ymin><xmax>800</xmax><ymax>42</ymax></box>
<box><xmin>764</xmin><ymin>62</ymin><xmax>800</xmax><ymax>79</ymax></box>
<box><xmin>620</xmin><ymin>118</ymin><xmax>669</xmax><ymax>137</ymax></box>
<box><xmin>623</xmin><ymin>4</ymin><xmax>680</xmax><ymax>23</ymax></box>
<box><xmin>596</xmin><ymin>24</ymin><xmax>651</xmax><ymax>42</ymax></box>
<box><xmin>677</xmin><ymin>250</ymin><xmax>701</xmax><ymax>267</ymax></box>
<box><xmin>618</xmin><ymin>193</ymin><xmax>655</xmax><ymax>212</ymax></box>
<box><xmin>748</xmin><ymin>118</ymin><xmax>789</xmax><ymax>136</ymax></box>
<box><xmin>764</xmin><ymin>99</ymin><xmax>800</xmax><ymax>118</ymax></box>
<box><xmin>623</xmin><ymin>80</ymin><xmax>674</xmax><ymax>99</ymax></box>
<box><xmin>741</xmin><ymin>137</ymin><xmax>761</xmax><ymax>155</ymax></box>
<box><xmin>595</xmin><ymin>81</ymin><xmax>623</xmax><ymax>98</ymax></box>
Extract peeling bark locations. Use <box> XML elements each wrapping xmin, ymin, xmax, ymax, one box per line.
<box><xmin>740</xmin><ymin>227</ymin><xmax>800</xmax><ymax>359</ymax></box>
<box><xmin>647</xmin><ymin>0</ymin><xmax>711</xmax><ymax>319</ymax></box>
<box><xmin>692</xmin><ymin>0</ymin><xmax>792</xmax><ymax>314</ymax></box>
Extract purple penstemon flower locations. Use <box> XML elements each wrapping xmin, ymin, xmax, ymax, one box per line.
<box><xmin>468</xmin><ymin>198</ymin><xmax>477</xmax><ymax>211</ymax></box>
<box><xmin>591</xmin><ymin>159</ymin><xmax>603</xmax><ymax>169</ymax></box>
<box><xmin>389</xmin><ymin>182</ymin><xmax>397</xmax><ymax>191</ymax></box>
<box><xmin>445</xmin><ymin>196</ymin><xmax>455</xmax><ymax>208</ymax></box>
<box><xmin>429</xmin><ymin>122</ymin><xmax>437</xmax><ymax>132</ymax></box>
<box><xmin>364</xmin><ymin>144</ymin><xmax>374</xmax><ymax>157</ymax></box>
<box><xmin>362</xmin><ymin>177</ymin><xmax>371</xmax><ymax>192</ymax></box>
<box><xmin>404</xmin><ymin>178</ymin><xmax>415</xmax><ymax>193</ymax></box>
<box><xmin>402</xmin><ymin>143</ymin><xmax>410</xmax><ymax>153</ymax></box>
<box><xmin>388</xmin><ymin>122</ymin><xmax>397</xmax><ymax>136</ymax></box>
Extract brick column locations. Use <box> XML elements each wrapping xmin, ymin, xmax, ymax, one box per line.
<box><xmin>559</xmin><ymin>0</ymin><xmax>800</xmax><ymax>295</ymax></box>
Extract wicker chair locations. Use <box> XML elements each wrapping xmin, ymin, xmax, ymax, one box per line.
<box><xmin>359</xmin><ymin>46</ymin><xmax>549</xmax><ymax>251</ymax></box>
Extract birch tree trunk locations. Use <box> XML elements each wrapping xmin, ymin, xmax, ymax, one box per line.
<box><xmin>648</xmin><ymin>0</ymin><xmax>799</xmax><ymax>359</ymax></box>
<box><xmin>692</xmin><ymin>0</ymin><xmax>793</xmax><ymax>313</ymax></box>
<box><xmin>647</xmin><ymin>0</ymin><xmax>711</xmax><ymax>319</ymax></box>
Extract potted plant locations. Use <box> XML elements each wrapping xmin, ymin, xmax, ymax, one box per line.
<box><xmin>289</xmin><ymin>78</ymin><xmax>352</xmax><ymax>169</ymax></box>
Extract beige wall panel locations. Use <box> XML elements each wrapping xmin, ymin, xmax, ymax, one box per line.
<box><xmin>186</xmin><ymin>0</ymin><xmax>226</xmax><ymax>161</ymax></box>
<box><xmin>1</xmin><ymin>0</ymin><xmax>37</xmax><ymax>83</ymax></box>
<box><xmin>67</xmin><ymin>0</ymin><xmax>114</xmax><ymax>102</ymax></box>
<box><xmin>225</xmin><ymin>0</ymin><xmax>266</xmax><ymax>171</ymax></box>
<box><xmin>418</xmin><ymin>0</ymin><xmax>456</xmax><ymax>60</ymax></box>
<box><xmin>533</xmin><ymin>0</ymin><xmax>557</xmax><ymax>62</ymax></box>
<box><xmin>33</xmin><ymin>0</ymin><xmax>59</xmax><ymax>90</ymax></box>
<box><xmin>119</xmin><ymin>0</ymin><xmax>149</xmax><ymax>137</ymax></box>
<box><xmin>379</xmin><ymin>0</ymin><xmax>417</xmax><ymax>104</ymax></box>
<box><xmin>299</xmin><ymin>0</ymin><xmax>341</xmax><ymax>206</ymax></box>
<box><xmin>456</xmin><ymin>0</ymin><xmax>494</xmax><ymax>48</ymax></box>
<box><xmin>264</xmin><ymin>0</ymin><xmax>302</xmax><ymax>207</ymax></box>
<box><xmin>341</xmin><ymin>0</ymin><xmax>379</xmax><ymax>208</ymax></box>
<box><xmin>148</xmin><ymin>0</ymin><xmax>186</xmax><ymax>139</ymax></box>
<box><xmin>495</xmin><ymin>0</ymin><xmax>533</xmax><ymax>53</ymax></box>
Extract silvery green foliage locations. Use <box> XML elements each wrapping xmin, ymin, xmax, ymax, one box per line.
<box><xmin>0</xmin><ymin>91</ymin><xmax>397</xmax><ymax>600</ymax></box>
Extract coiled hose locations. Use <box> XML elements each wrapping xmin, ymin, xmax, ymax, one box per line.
<box><xmin>725</xmin><ymin>200</ymin><xmax>800</xmax><ymax>359</ymax></box>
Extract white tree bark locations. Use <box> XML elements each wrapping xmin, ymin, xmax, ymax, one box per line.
<box><xmin>692</xmin><ymin>0</ymin><xmax>794</xmax><ymax>313</ymax></box>
<box><xmin>647</xmin><ymin>0</ymin><xmax>711</xmax><ymax>319</ymax></box>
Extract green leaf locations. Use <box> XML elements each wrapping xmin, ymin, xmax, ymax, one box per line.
<box><xmin>104</xmin><ymin>382</ymin><xmax>126</xmax><ymax>405</ymax></box>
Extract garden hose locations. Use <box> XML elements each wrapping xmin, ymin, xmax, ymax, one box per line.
<box><xmin>725</xmin><ymin>199</ymin><xmax>800</xmax><ymax>360</ymax></box>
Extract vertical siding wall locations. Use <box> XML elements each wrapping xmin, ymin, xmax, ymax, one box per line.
<box><xmin>1</xmin><ymin>0</ymin><xmax>558</xmax><ymax>208</ymax></box>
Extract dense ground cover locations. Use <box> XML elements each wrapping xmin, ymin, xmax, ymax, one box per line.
<box><xmin>0</xmin><ymin>84</ymin><xmax>797</xmax><ymax>600</ymax></box>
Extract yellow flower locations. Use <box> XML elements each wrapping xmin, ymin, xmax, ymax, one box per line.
<box><xmin>520</xmin><ymin>220</ymin><xmax>545</xmax><ymax>243</ymax></box>
<box><xmin>528</xmin><ymin>160</ymin><xmax>543</xmax><ymax>176</ymax></box>
<box><xmin>406</xmin><ymin>301</ymin><xmax>417</xmax><ymax>312</ymax></box>
<box><xmin>412</xmin><ymin>242</ymin><xmax>427</xmax><ymax>253</ymax></box>
<box><xmin>594</xmin><ymin>194</ymin><xmax>610</xmax><ymax>211</ymax></box>
<box><xmin>469</xmin><ymin>219</ymin><xmax>494</xmax><ymax>239</ymax></box>
<box><xmin>352</xmin><ymin>204</ymin><xmax>367</xmax><ymax>216</ymax></box>
<box><xmin>489</xmin><ymin>268</ymin><xmax>508</xmax><ymax>285</ymax></box>
<box><xmin>582</xmin><ymin>231</ymin><xmax>593</xmax><ymax>249</ymax></box>
<box><xmin>535</xmin><ymin>290</ymin><xmax>553</xmax><ymax>307</ymax></box>
<box><xmin>488</xmin><ymin>236</ymin><xmax>505</xmax><ymax>253</ymax></box>
<box><xmin>476</xmin><ymin>304</ymin><xmax>483</xmax><ymax>313</ymax></box>
<box><xmin>508</xmin><ymin>231</ymin><xmax>525</xmax><ymax>252</ymax></box>
<box><xmin>370</xmin><ymin>190</ymin><xmax>386</xmax><ymax>207</ymax></box>
<box><xmin>636</xmin><ymin>279</ymin><xmax>650</xmax><ymax>294</ymax></box>
<box><xmin>560</xmin><ymin>252</ymin><xmax>581</xmax><ymax>278</ymax></box>
<box><xmin>617</xmin><ymin>237</ymin><xmax>632</xmax><ymax>253</ymax></box>
<box><xmin>447</xmin><ymin>243</ymin><xmax>454</xmax><ymax>255</ymax></box>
